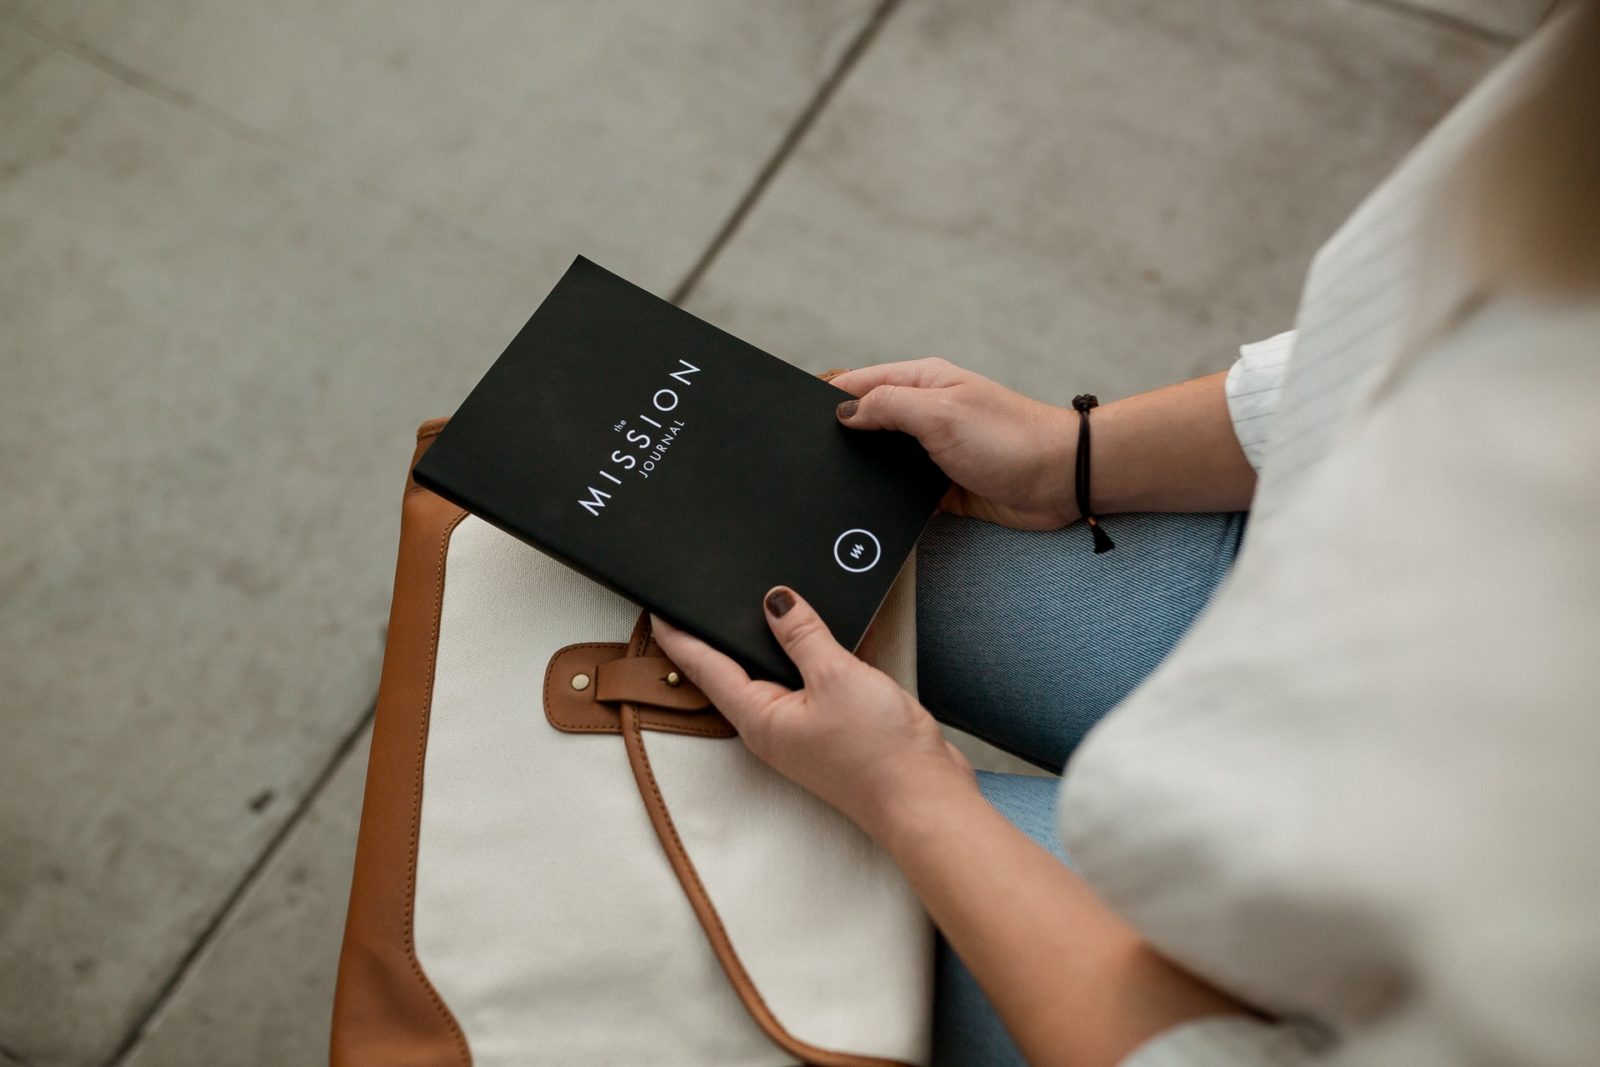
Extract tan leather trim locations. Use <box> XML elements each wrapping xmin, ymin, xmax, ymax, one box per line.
<box><xmin>337</xmin><ymin>383</ymin><xmax>895</xmax><ymax>1063</ymax></box>
<box><xmin>331</xmin><ymin>421</ymin><xmax>471</xmax><ymax>1067</ymax></box>
<box><xmin>544</xmin><ymin>642</ymin><xmax>734</xmax><ymax>738</ymax></box>
<box><xmin>595</xmin><ymin>655</ymin><xmax>710</xmax><ymax>708</ymax></box>
<box><xmin>618</xmin><ymin>611</ymin><xmax>915</xmax><ymax>1067</ymax></box>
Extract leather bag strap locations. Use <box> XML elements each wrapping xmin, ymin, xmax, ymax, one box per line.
<box><xmin>593</xmin><ymin>654</ymin><xmax>708</xmax><ymax>709</ymax></box>
<box><xmin>616</xmin><ymin>611</ymin><xmax>914</xmax><ymax>1067</ymax></box>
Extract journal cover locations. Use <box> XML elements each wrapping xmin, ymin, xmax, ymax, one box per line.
<box><xmin>413</xmin><ymin>256</ymin><xmax>949</xmax><ymax>688</ymax></box>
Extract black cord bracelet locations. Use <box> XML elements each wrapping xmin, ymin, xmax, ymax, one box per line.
<box><xmin>1072</xmin><ymin>394</ymin><xmax>1115</xmax><ymax>554</ymax></box>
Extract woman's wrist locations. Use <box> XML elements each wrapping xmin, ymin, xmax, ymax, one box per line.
<box><xmin>861</xmin><ymin>756</ymin><xmax>986</xmax><ymax>856</ymax></box>
<box><xmin>1028</xmin><ymin>401</ymin><xmax>1084</xmax><ymax>527</ymax></box>
<box><xmin>1068</xmin><ymin>373</ymin><xmax>1258</xmax><ymax>516</ymax></box>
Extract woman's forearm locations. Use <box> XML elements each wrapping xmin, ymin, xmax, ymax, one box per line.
<box><xmin>874</xmin><ymin>770</ymin><xmax>1247</xmax><ymax>1067</ymax></box>
<box><xmin>1086</xmin><ymin>371</ymin><xmax>1258</xmax><ymax>516</ymax></box>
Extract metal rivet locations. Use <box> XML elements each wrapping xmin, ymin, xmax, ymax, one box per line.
<box><xmin>664</xmin><ymin>671</ymin><xmax>681</xmax><ymax>687</ymax></box>
<box><xmin>570</xmin><ymin>672</ymin><xmax>591</xmax><ymax>691</ymax></box>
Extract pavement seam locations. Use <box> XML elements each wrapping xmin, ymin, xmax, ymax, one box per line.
<box><xmin>0</xmin><ymin>7</ymin><xmax>285</xmax><ymax>150</ymax></box>
<box><xmin>100</xmin><ymin>700</ymin><xmax>379</xmax><ymax>1067</ymax></box>
<box><xmin>1344</xmin><ymin>0</ymin><xmax>1540</xmax><ymax>45</ymax></box>
<box><xmin>671</xmin><ymin>0</ymin><xmax>903</xmax><ymax>305</ymax></box>
<box><xmin>0</xmin><ymin>8</ymin><xmax>543</xmax><ymax>273</ymax></box>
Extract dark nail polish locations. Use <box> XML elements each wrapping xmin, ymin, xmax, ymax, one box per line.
<box><xmin>836</xmin><ymin>399</ymin><xmax>858</xmax><ymax>420</ymax></box>
<box><xmin>765</xmin><ymin>588</ymin><xmax>795</xmax><ymax>618</ymax></box>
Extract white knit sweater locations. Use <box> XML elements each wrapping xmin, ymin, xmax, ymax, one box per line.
<box><xmin>1058</xmin><ymin>12</ymin><xmax>1600</xmax><ymax>1065</ymax></box>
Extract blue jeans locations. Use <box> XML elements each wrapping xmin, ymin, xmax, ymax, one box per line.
<box><xmin>914</xmin><ymin>510</ymin><xmax>1247</xmax><ymax>1065</ymax></box>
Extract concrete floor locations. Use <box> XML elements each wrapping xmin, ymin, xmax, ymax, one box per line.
<box><xmin>0</xmin><ymin>1</ymin><xmax>1546</xmax><ymax>1064</ymax></box>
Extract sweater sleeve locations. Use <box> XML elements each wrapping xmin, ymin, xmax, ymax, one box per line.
<box><xmin>1119</xmin><ymin>1015</ymin><xmax>1329</xmax><ymax>1067</ymax></box>
<box><xmin>1224</xmin><ymin>330</ymin><xmax>1296</xmax><ymax>471</ymax></box>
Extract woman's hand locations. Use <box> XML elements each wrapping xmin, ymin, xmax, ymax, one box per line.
<box><xmin>648</xmin><ymin>586</ymin><xmax>976</xmax><ymax>843</ymax></box>
<box><xmin>653</xmin><ymin>586</ymin><xmax>1249</xmax><ymax>1067</ymax></box>
<box><xmin>829</xmin><ymin>358</ymin><xmax>1081</xmax><ymax>531</ymax></box>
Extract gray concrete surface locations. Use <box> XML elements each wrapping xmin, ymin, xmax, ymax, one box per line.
<box><xmin>0</xmin><ymin>3</ymin><xmax>878</xmax><ymax>1063</ymax></box>
<box><xmin>119</xmin><ymin>728</ymin><xmax>373</xmax><ymax>1067</ymax></box>
<box><xmin>0</xmin><ymin>2</ymin><xmax>1529</xmax><ymax>1065</ymax></box>
<box><xmin>684</xmin><ymin>0</ymin><xmax>1505</xmax><ymax>406</ymax></box>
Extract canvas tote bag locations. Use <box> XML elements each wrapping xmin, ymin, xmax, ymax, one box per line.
<box><xmin>331</xmin><ymin>380</ymin><xmax>934</xmax><ymax>1066</ymax></box>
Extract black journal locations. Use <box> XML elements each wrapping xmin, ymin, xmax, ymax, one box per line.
<box><xmin>413</xmin><ymin>256</ymin><xmax>949</xmax><ymax>688</ymax></box>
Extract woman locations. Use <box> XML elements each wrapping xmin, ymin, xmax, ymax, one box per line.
<box><xmin>653</xmin><ymin>5</ymin><xmax>1600</xmax><ymax>1064</ymax></box>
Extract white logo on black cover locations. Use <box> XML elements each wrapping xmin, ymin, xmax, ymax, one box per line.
<box><xmin>833</xmin><ymin>528</ymin><xmax>881</xmax><ymax>573</ymax></box>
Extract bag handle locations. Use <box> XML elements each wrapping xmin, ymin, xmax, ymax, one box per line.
<box><xmin>616</xmin><ymin>612</ymin><xmax>915</xmax><ymax>1067</ymax></box>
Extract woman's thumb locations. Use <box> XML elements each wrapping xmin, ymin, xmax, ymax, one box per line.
<box><xmin>836</xmin><ymin>384</ymin><xmax>942</xmax><ymax>441</ymax></box>
<box><xmin>763</xmin><ymin>586</ymin><xmax>845</xmax><ymax>686</ymax></box>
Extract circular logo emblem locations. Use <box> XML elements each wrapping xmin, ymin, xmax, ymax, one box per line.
<box><xmin>833</xmin><ymin>528</ymin><xmax>881</xmax><ymax>573</ymax></box>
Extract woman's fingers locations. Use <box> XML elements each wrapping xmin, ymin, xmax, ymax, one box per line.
<box><xmin>837</xmin><ymin>382</ymin><xmax>951</xmax><ymax>445</ymax></box>
<box><xmin>828</xmin><ymin>357</ymin><xmax>956</xmax><ymax>397</ymax></box>
<box><xmin>648</xmin><ymin>614</ymin><xmax>788</xmax><ymax>731</ymax></box>
<box><xmin>832</xmin><ymin>358</ymin><xmax>964</xmax><ymax>451</ymax></box>
<box><xmin>763</xmin><ymin>586</ymin><xmax>851</xmax><ymax>689</ymax></box>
